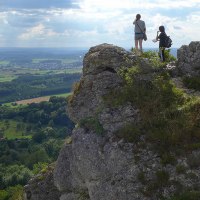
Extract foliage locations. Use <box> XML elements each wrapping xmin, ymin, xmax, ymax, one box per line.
<box><xmin>0</xmin><ymin>73</ymin><xmax>81</xmax><ymax>103</ymax></box>
<box><xmin>131</xmin><ymin>49</ymin><xmax>176</xmax><ymax>68</ymax></box>
<box><xmin>0</xmin><ymin>165</ymin><xmax>33</xmax><ymax>189</ymax></box>
<box><xmin>143</xmin><ymin>170</ymin><xmax>170</xmax><ymax>197</ymax></box>
<box><xmin>0</xmin><ymin>96</ymin><xmax>74</xmax><ymax>195</ymax></box>
<box><xmin>176</xmin><ymin>165</ymin><xmax>186</xmax><ymax>174</ymax></box>
<box><xmin>183</xmin><ymin>76</ymin><xmax>200</xmax><ymax>91</ymax></box>
<box><xmin>79</xmin><ymin>117</ymin><xmax>104</xmax><ymax>135</ymax></box>
<box><xmin>187</xmin><ymin>152</ymin><xmax>200</xmax><ymax>169</ymax></box>
<box><xmin>115</xmin><ymin>123</ymin><xmax>141</xmax><ymax>143</ymax></box>
<box><xmin>0</xmin><ymin>96</ymin><xmax>74</xmax><ymax>140</ymax></box>
<box><xmin>104</xmin><ymin>50</ymin><xmax>200</xmax><ymax>157</ymax></box>
<box><xmin>0</xmin><ymin>185</ymin><xmax>23</xmax><ymax>200</ymax></box>
<box><xmin>33</xmin><ymin>162</ymin><xmax>48</xmax><ymax>175</ymax></box>
<box><xmin>168</xmin><ymin>191</ymin><xmax>200</xmax><ymax>200</ymax></box>
<box><xmin>137</xmin><ymin>171</ymin><xmax>146</xmax><ymax>184</ymax></box>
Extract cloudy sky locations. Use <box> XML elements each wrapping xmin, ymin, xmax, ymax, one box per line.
<box><xmin>0</xmin><ymin>0</ymin><xmax>199</xmax><ymax>48</ymax></box>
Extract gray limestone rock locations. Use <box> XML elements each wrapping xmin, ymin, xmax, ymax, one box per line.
<box><xmin>24</xmin><ymin>43</ymin><xmax>200</xmax><ymax>200</ymax></box>
<box><xmin>24</xmin><ymin>165</ymin><xmax>60</xmax><ymax>200</ymax></box>
<box><xmin>67</xmin><ymin>43</ymin><xmax>138</xmax><ymax>124</ymax></box>
<box><xmin>177</xmin><ymin>41</ymin><xmax>200</xmax><ymax>76</ymax></box>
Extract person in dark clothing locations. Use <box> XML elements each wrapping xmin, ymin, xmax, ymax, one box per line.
<box><xmin>156</xmin><ymin>26</ymin><xmax>167</xmax><ymax>62</ymax></box>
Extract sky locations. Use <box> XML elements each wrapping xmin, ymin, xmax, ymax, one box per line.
<box><xmin>0</xmin><ymin>0</ymin><xmax>200</xmax><ymax>48</ymax></box>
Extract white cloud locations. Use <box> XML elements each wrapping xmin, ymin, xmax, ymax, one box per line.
<box><xmin>0</xmin><ymin>0</ymin><xmax>200</xmax><ymax>47</ymax></box>
<box><xmin>79</xmin><ymin>0</ymin><xmax>200</xmax><ymax>11</ymax></box>
<box><xmin>18</xmin><ymin>24</ymin><xmax>58</xmax><ymax>40</ymax></box>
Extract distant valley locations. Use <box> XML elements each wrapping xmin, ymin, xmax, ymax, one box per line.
<box><xmin>0</xmin><ymin>48</ymin><xmax>87</xmax><ymax>104</ymax></box>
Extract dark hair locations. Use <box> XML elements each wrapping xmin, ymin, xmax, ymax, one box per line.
<box><xmin>136</xmin><ymin>14</ymin><xmax>141</xmax><ymax>20</ymax></box>
<box><xmin>159</xmin><ymin>26</ymin><xmax>165</xmax><ymax>32</ymax></box>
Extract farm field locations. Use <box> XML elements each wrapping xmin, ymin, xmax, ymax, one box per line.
<box><xmin>0</xmin><ymin>65</ymin><xmax>82</xmax><ymax>83</ymax></box>
<box><xmin>15</xmin><ymin>92</ymin><xmax>71</xmax><ymax>105</ymax></box>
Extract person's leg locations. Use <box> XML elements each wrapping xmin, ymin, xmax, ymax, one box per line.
<box><xmin>162</xmin><ymin>48</ymin><xmax>165</xmax><ymax>61</ymax></box>
<box><xmin>135</xmin><ymin>39</ymin><xmax>139</xmax><ymax>50</ymax></box>
<box><xmin>159</xmin><ymin>47</ymin><xmax>165</xmax><ymax>62</ymax></box>
<box><xmin>139</xmin><ymin>39</ymin><xmax>143</xmax><ymax>52</ymax></box>
<box><xmin>159</xmin><ymin>48</ymin><xmax>163</xmax><ymax>61</ymax></box>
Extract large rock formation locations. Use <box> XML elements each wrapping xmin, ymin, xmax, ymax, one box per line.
<box><xmin>177</xmin><ymin>41</ymin><xmax>200</xmax><ymax>76</ymax></box>
<box><xmin>54</xmin><ymin>44</ymin><xmax>144</xmax><ymax>200</ymax></box>
<box><xmin>53</xmin><ymin>43</ymin><xmax>200</xmax><ymax>200</ymax></box>
<box><xmin>24</xmin><ymin>42</ymin><xmax>200</xmax><ymax>200</ymax></box>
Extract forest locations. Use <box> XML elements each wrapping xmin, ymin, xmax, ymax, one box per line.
<box><xmin>0</xmin><ymin>73</ymin><xmax>81</xmax><ymax>104</ymax></box>
<box><xmin>0</xmin><ymin>96</ymin><xmax>74</xmax><ymax>199</ymax></box>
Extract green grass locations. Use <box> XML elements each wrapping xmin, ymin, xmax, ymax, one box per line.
<box><xmin>183</xmin><ymin>76</ymin><xmax>200</xmax><ymax>91</ymax></box>
<box><xmin>0</xmin><ymin>60</ymin><xmax>10</xmax><ymax>65</ymax></box>
<box><xmin>168</xmin><ymin>191</ymin><xmax>200</xmax><ymax>200</ymax></box>
<box><xmin>62</xmin><ymin>58</ymin><xmax>80</xmax><ymax>64</ymax></box>
<box><xmin>79</xmin><ymin>117</ymin><xmax>104</xmax><ymax>135</ymax></box>
<box><xmin>0</xmin><ymin>120</ymin><xmax>32</xmax><ymax>139</ymax></box>
<box><xmin>0</xmin><ymin>75</ymin><xmax>17</xmax><ymax>82</ymax></box>
<box><xmin>55</xmin><ymin>92</ymin><xmax>71</xmax><ymax>97</ymax></box>
<box><xmin>104</xmin><ymin>52</ymin><xmax>200</xmax><ymax>158</ymax></box>
<box><xmin>32</xmin><ymin>58</ymin><xmax>80</xmax><ymax>64</ymax></box>
<box><xmin>0</xmin><ymin>66</ymin><xmax>82</xmax><ymax>83</ymax></box>
<box><xmin>2</xmin><ymin>102</ymin><xmax>26</xmax><ymax>108</ymax></box>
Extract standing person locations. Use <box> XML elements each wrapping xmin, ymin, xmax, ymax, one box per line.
<box><xmin>156</xmin><ymin>26</ymin><xmax>167</xmax><ymax>62</ymax></box>
<box><xmin>133</xmin><ymin>14</ymin><xmax>146</xmax><ymax>54</ymax></box>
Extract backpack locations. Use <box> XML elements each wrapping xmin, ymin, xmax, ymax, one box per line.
<box><xmin>164</xmin><ymin>35</ymin><xmax>172</xmax><ymax>48</ymax></box>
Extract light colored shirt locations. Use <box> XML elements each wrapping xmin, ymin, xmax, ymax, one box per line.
<box><xmin>133</xmin><ymin>19</ymin><xmax>146</xmax><ymax>33</ymax></box>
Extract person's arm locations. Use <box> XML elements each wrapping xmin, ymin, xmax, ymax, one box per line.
<box><xmin>156</xmin><ymin>31</ymin><xmax>160</xmax><ymax>41</ymax></box>
<box><xmin>144</xmin><ymin>22</ymin><xmax>146</xmax><ymax>32</ymax></box>
<box><xmin>133</xmin><ymin>19</ymin><xmax>136</xmax><ymax>25</ymax></box>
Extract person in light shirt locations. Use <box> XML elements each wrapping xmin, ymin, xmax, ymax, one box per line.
<box><xmin>133</xmin><ymin>14</ymin><xmax>146</xmax><ymax>54</ymax></box>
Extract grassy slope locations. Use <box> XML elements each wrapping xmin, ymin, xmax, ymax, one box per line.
<box><xmin>0</xmin><ymin>120</ymin><xmax>32</xmax><ymax>139</ymax></box>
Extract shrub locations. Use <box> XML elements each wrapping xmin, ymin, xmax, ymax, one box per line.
<box><xmin>155</xmin><ymin>170</ymin><xmax>170</xmax><ymax>187</ymax></box>
<box><xmin>144</xmin><ymin>170</ymin><xmax>170</xmax><ymax>198</ymax></box>
<box><xmin>187</xmin><ymin>152</ymin><xmax>200</xmax><ymax>169</ymax></box>
<box><xmin>168</xmin><ymin>191</ymin><xmax>200</xmax><ymax>200</ymax></box>
<box><xmin>104</xmin><ymin>53</ymin><xmax>200</xmax><ymax>157</ymax></box>
<box><xmin>0</xmin><ymin>190</ymin><xmax>8</xmax><ymax>200</ymax></box>
<box><xmin>176</xmin><ymin>165</ymin><xmax>186</xmax><ymax>174</ymax></box>
<box><xmin>79</xmin><ymin>117</ymin><xmax>104</xmax><ymax>135</ymax></box>
<box><xmin>183</xmin><ymin>76</ymin><xmax>200</xmax><ymax>91</ymax></box>
<box><xmin>114</xmin><ymin>123</ymin><xmax>141</xmax><ymax>143</ymax></box>
<box><xmin>137</xmin><ymin>171</ymin><xmax>146</xmax><ymax>184</ymax></box>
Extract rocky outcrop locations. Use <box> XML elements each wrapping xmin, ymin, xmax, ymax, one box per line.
<box><xmin>67</xmin><ymin>44</ymin><xmax>139</xmax><ymax>124</ymax></box>
<box><xmin>177</xmin><ymin>41</ymin><xmax>200</xmax><ymax>76</ymax></box>
<box><xmin>53</xmin><ymin>43</ymin><xmax>200</xmax><ymax>200</ymax></box>
<box><xmin>54</xmin><ymin>44</ymin><xmax>144</xmax><ymax>200</ymax></box>
<box><xmin>24</xmin><ymin>165</ymin><xmax>60</xmax><ymax>200</ymax></box>
<box><xmin>24</xmin><ymin>42</ymin><xmax>200</xmax><ymax>200</ymax></box>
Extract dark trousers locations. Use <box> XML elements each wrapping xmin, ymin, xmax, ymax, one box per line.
<box><xmin>159</xmin><ymin>47</ymin><xmax>165</xmax><ymax>62</ymax></box>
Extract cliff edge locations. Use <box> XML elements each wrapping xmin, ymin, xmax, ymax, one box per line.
<box><xmin>24</xmin><ymin>42</ymin><xmax>200</xmax><ymax>200</ymax></box>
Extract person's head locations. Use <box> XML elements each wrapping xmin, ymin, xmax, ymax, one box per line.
<box><xmin>159</xmin><ymin>26</ymin><xmax>165</xmax><ymax>32</ymax></box>
<box><xmin>136</xmin><ymin>14</ymin><xmax>141</xmax><ymax>21</ymax></box>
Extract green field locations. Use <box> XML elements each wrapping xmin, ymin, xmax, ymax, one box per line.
<box><xmin>0</xmin><ymin>75</ymin><xmax>17</xmax><ymax>82</ymax></box>
<box><xmin>0</xmin><ymin>67</ymin><xmax>82</xmax><ymax>83</ymax></box>
<box><xmin>0</xmin><ymin>120</ymin><xmax>32</xmax><ymax>139</ymax></box>
<box><xmin>3</xmin><ymin>92</ymin><xmax>71</xmax><ymax>107</ymax></box>
<box><xmin>32</xmin><ymin>58</ymin><xmax>79</xmax><ymax>64</ymax></box>
<box><xmin>55</xmin><ymin>92</ymin><xmax>71</xmax><ymax>97</ymax></box>
<box><xmin>0</xmin><ymin>60</ymin><xmax>9</xmax><ymax>65</ymax></box>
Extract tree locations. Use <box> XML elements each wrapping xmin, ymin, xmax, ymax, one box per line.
<box><xmin>32</xmin><ymin>132</ymin><xmax>46</xmax><ymax>143</ymax></box>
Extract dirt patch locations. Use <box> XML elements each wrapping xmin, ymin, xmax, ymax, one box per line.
<box><xmin>16</xmin><ymin>96</ymin><xmax>50</xmax><ymax>105</ymax></box>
